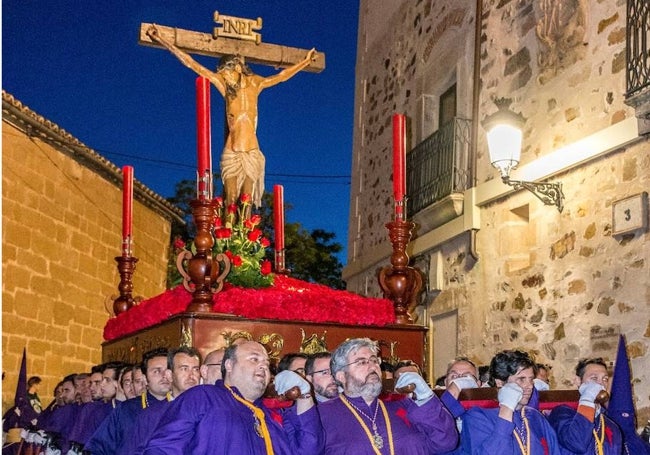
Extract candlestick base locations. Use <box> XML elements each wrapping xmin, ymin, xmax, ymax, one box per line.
<box><xmin>177</xmin><ymin>199</ymin><xmax>231</xmax><ymax>312</ymax></box>
<box><xmin>113</xmin><ymin>256</ymin><xmax>138</xmax><ymax>315</ymax></box>
<box><xmin>378</xmin><ymin>220</ymin><xmax>423</xmax><ymax>324</ymax></box>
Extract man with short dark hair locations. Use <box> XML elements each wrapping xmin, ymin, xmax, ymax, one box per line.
<box><xmin>39</xmin><ymin>375</ymin><xmax>79</xmax><ymax>454</ymax></box>
<box><xmin>86</xmin><ymin>348</ymin><xmax>172</xmax><ymax>455</ymax></box>
<box><xmin>277</xmin><ymin>352</ymin><xmax>308</xmax><ymax>377</ymax></box>
<box><xmin>305</xmin><ymin>352</ymin><xmax>338</xmax><ymax>402</ymax></box>
<box><xmin>548</xmin><ymin>358</ymin><xmax>623</xmax><ymax>454</ymax></box>
<box><xmin>320</xmin><ymin>338</ymin><xmax>458</xmax><ymax>453</ymax></box>
<box><xmin>461</xmin><ymin>350</ymin><xmax>560</xmax><ymax>454</ymax></box>
<box><xmin>143</xmin><ymin>340</ymin><xmax>323</xmax><ymax>454</ymax></box>
<box><xmin>69</xmin><ymin>363</ymin><xmax>126</xmax><ymax>452</ymax></box>
<box><xmin>124</xmin><ymin>347</ymin><xmax>202</xmax><ymax>454</ymax></box>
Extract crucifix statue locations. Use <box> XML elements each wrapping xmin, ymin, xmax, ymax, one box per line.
<box><xmin>140</xmin><ymin>16</ymin><xmax>324</xmax><ymax>210</ymax></box>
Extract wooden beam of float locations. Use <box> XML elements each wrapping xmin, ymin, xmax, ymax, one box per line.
<box><xmin>138</xmin><ymin>23</ymin><xmax>325</xmax><ymax>73</ymax></box>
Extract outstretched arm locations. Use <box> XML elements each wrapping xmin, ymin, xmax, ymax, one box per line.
<box><xmin>147</xmin><ymin>24</ymin><xmax>226</xmax><ymax>96</ymax></box>
<box><xmin>258</xmin><ymin>48</ymin><xmax>316</xmax><ymax>90</ymax></box>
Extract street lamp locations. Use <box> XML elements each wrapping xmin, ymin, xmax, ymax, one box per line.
<box><xmin>483</xmin><ymin>98</ymin><xmax>564</xmax><ymax>212</ymax></box>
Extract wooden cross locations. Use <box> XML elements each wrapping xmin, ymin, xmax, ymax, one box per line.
<box><xmin>138</xmin><ymin>16</ymin><xmax>325</xmax><ymax>73</ymax></box>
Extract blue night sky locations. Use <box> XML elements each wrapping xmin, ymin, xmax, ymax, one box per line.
<box><xmin>3</xmin><ymin>1</ymin><xmax>358</xmax><ymax>262</ymax></box>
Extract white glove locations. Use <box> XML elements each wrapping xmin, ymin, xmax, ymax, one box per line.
<box><xmin>579</xmin><ymin>381</ymin><xmax>604</xmax><ymax>408</ymax></box>
<box><xmin>395</xmin><ymin>371</ymin><xmax>433</xmax><ymax>404</ymax></box>
<box><xmin>451</xmin><ymin>376</ymin><xmax>479</xmax><ymax>391</ymax></box>
<box><xmin>533</xmin><ymin>378</ymin><xmax>550</xmax><ymax>391</ymax></box>
<box><xmin>498</xmin><ymin>382</ymin><xmax>523</xmax><ymax>411</ymax></box>
<box><xmin>273</xmin><ymin>370</ymin><xmax>311</xmax><ymax>395</ymax></box>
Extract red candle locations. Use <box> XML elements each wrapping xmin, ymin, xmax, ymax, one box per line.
<box><xmin>122</xmin><ymin>165</ymin><xmax>133</xmax><ymax>243</ymax></box>
<box><xmin>273</xmin><ymin>185</ymin><xmax>285</xmax><ymax>251</ymax></box>
<box><xmin>196</xmin><ymin>76</ymin><xmax>211</xmax><ymax>198</ymax></box>
<box><xmin>392</xmin><ymin>113</ymin><xmax>406</xmax><ymax>202</ymax></box>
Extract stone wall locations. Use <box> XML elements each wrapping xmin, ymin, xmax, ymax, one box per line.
<box><xmin>348</xmin><ymin>0</ymin><xmax>649</xmax><ymax>426</ymax></box>
<box><xmin>2</xmin><ymin>100</ymin><xmax>174</xmax><ymax>412</ymax></box>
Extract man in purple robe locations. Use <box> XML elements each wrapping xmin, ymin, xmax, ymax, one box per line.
<box><xmin>461</xmin><ymin>350</ymin><xmax>560</xmax><ymax>454</ymax></box>
<box><xmin>68</xmin><ymin>362</ymin><xmax>124</xmax><ymax>451</ymax></box>
<box><xmin>39</xmin><ymin>374</ymin><xmax>80</xmax><ymax>454</ymax></box>
<box><xmin>548</xmin><ymin>358</ymin><xmax>624</xmax><ymax>454</ymax></box>
<box><xmin>319</xmin><ymin>338</ymin><xmax>458</xmax><ymax>454</ymax></box>
<box><xmin>143</xmin><ymin>340</ymin><xmax>323</xmax><ymax>454</ymax></box>
<box><xmin>122</xmin><ymin>346</ymin><xmax>201</xmax><ymax>454</ymax></box>
<box><xmin>85</xmin><ymin>348</ymin><xmax>172</xmax><ymax>455</ymax></box>
<box><xmin>305</xmin><ymin>352</ymin><xmax>339</xmax><ymax>403</ymax></box>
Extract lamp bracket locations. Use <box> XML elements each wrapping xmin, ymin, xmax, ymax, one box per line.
<box><xmin>503</xmin><ymin>177</ymin><xmax>564</xmax><ymax>213</ymax></box>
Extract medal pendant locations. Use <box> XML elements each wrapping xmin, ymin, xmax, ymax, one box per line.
<box><xmin>373</xmin><ymin>432</ymin><xmax>384</xmax><ymax>449</ymax></box>
<box><xmin>253</xmin><ymin>417</ymin><xmax>263</xmax><ymax>438</ymax></box>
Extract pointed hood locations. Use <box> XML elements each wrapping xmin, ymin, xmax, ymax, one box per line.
<box><xmin>14</xmin><ymin>347</ymin><xmax>27</xmax><ymax>408</ymax></box>
<box><xmin>608</xmin><ymin>335</ymin><xmax>650</xmax><ymax>454</ymax></box>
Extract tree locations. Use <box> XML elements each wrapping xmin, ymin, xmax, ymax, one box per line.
<box><xmin>165</xmin><ymin>181</ymin><xmax>345</xmax><ymax>289</ymax></box>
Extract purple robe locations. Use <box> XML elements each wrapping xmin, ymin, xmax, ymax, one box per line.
<box><xmin>319</xmin><ymin>393</ymin><xmax>458</xmax><ymax>454</ymax></box>
<box><xmin>548</xmin><ymin>405</ymin><xmax>624</xmax><ymax>455</ymax></box>
<box><xmin>121</xmin><ymin>399</ymin><xmax>171</xmax><ymax>455</ymax></box>
<box><xmin>67</xmin><ymin>400</ymin><xmax>114</xmax><ymax>447</ymax></box>
<box><xmin>439</xmin><ymin>391</ymin><xmax>468</xmax><ymax>454</ymax></box>
<box><xmin>85</xmin><ymin>392</ymin><xmax>165</xmax><ymax>455</ymax></box>
<box><xmin>461</xmin><ymin>405</ymin><xmax>560</xmax><ymax>455</ymax></box>
<box><xmin>143</xmin><ymin>381</ymin><xmax>323</xmax><ymax>455</ymax></box>
<box><xmin>39</xmin><ymin>403</ymin><xmax>81</xmax><ymax>454</ymax></box>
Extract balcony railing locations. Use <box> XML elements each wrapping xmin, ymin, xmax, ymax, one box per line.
<box><xmin>626</xmin><ymin>0</ymin><xmax>650</xmax><ymax>98</ymax></box>
<box><xmin>406</xmin><ymin>117</ymin><xmax>471</xmax><ymax>218</ymax></box>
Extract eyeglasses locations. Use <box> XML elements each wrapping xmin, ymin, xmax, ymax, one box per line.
<box><xmin>204</xmin><ymin>363</ymin><xmax>222</xmax><ymax>367</ymax></box>
<box><xmin>447</xmin><ymin>372</ymin><xmax>478</xmax><ymax>382</ymax></box>
<box><xmin>310</xmin><ymin>368</ymin><xmax>332</xmax><ymax>377</ymax></box>
<box><xmin>346</xmin><ymin>356</ymin><xmax>382</xmax><ymax>368</ymax></box>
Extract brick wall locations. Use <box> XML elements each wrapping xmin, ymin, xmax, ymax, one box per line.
<box><xmin>2</xmin><ymin>113</ymin><xmax>173</xmax><ymax>412</ymax></box>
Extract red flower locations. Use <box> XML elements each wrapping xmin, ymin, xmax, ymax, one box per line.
<box><xmin>260</xmin><ymin>238</ymin><xmax>270</xmax><ymax>248</ymax></box>
<box><xmin>240</xmin><ymin>193</ymin><xmax>251</xmax><ymax>204</ymax></box>
<box><xmin>260</xmin><ymin>260</ymin><xmax>272</xmax><ymax>275</ymax></box>
<box><xmin>247</xmin><ymin>229</ymin><xmax>263</xmax><ymax>242</ymax></box>
<box><xmin>213</xmin><ymin>196</ymin><xmax>223</xmax><ymax>208</ymax></box>
<box><xmin>173</xmin><ymin>237</ymin><xmax>186</xmax><ymax>250</ymax></box>
<box><xmin>244</xmin><ymin>219</ymin><xmax>255</xmax><ymax>230</ymax></box>
<box><xmin>232</xmin><ymin>255</ymin><xmax>243</xmax><ymax>266</ymax></box>
<box><xmin>215</xmin><ymin>228</ymin><xmax>232</xmax><ymax>239</ymax></box>
<box><xmin>249</xmin><ymin>214</ymin><xmax>262</xmax><ymax>225</ymax></box>
<box><xmin>227</xmin><ymin>203</ymin><xmax>237</xmax><ymax>214</ymax></box>
<box><xmin>213</xmin><ymin>217</ymin><xmax>223</xmax><ymax>228</ymax></box>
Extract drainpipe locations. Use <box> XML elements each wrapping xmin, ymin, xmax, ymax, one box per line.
<box><xmin>468</xmin><ymin>0</ymin><xmax>483</xmax><ymax>262</ymax></box>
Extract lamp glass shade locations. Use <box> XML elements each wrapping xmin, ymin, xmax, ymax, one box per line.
<box><xmin>487</xmin><ymin>124</ymin><xmax>522</xmax><ymax>178</ymax></box>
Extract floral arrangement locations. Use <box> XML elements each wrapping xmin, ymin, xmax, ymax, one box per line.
<box><xmin>104</xmin><ymin>275</ymin><xmax>396</xmax><ymax>341</ymax></box>
<box><xmin>169</xmin><ymin>194</ymin><xmax>274</xmax><ymax>289</ymax></box>
<box><xmin>213</xmin><ymin>194</ymin><xmax>274</xmax><ymax>288</ymax></box>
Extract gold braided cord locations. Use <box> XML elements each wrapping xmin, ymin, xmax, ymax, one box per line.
<box><xmin>340</xmin><ymin>395</ymin><xmax>395</xmax><ymax>455</ymax></box>
<box><xmin>593</xmin><ymin>414</ymin><xmax>605</xmax><ymax>455</ymax></box>
<box><xmin>225</xmin><ymin>384</ymin><xmax>274</xmax><ymax>455</ymax></box>
<box><xmin>512</xmin><ymin>408</ymin><xmax>531</xmax><ymax>455</ymax></box>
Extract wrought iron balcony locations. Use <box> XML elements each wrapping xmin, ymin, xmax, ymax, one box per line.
<box><xmin>406</xmin><ymin>117</ymin><xmax>472</xmax><ymax>218</ymax></box>
<box><xmin>626</xmin><ymin>0</ymin><xmax>650</xmax><ymax>99</ymax></box>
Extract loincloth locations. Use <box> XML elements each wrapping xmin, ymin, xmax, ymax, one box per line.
<box><xmin>220</xmin><ymin>147</ymin><xmax>265</xmax><ymax>207</ymax></box>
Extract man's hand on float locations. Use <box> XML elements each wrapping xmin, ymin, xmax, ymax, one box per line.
<box><xmin>395</xmin><ymin>371</ymin><xmax>434</xmax><ymax>406</ymax></box>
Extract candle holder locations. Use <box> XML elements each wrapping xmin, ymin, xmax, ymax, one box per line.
<box><xmin>196</xmin><ymin>170</ymin><xmax>213</xmax><ymax>201</ymax></box>
<box><xmin>121</xmin><ymin>236</ymin><xmax>133</xmax><ymax>258</ymax></box>
<box><xmin>378</xmin><ymin>201</ymin><xmax>423</xmax><ymax>324</ymax></box>
<box><xmin>113</xmin><ymin>255</ymin><xmax>138</xmax><ymax>315</ymax></box>
<box><xmin>177</xmin><ymin>198</ymin><xmax>231</xmax><ymax>312</ymax></box>
<box><xmin>274</xmin><ymin>249</ymin><xmax>290</xmax><ymax>275</ymax></box>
